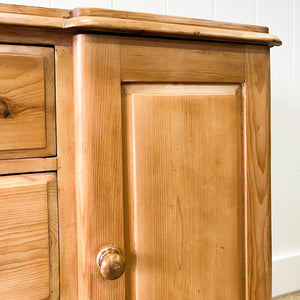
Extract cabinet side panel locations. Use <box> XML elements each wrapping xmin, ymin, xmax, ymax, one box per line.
<box><xmin>74</xmin><ymin>34</ymin><xmax>125</xmax><ymax>300</ymax></box>
<box><xmin>245</xmin><ymin>45</ymin><xmax>271</xmax><ymax>300</ymax></box>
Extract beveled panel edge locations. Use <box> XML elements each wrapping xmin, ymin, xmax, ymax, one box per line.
<box><xmin>122</xmin><ymin>83</ymin><xmax>241</xmax><ymax>95</ymax></box>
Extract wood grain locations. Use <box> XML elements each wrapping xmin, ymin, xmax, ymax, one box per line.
<box><xmin>0</xmin><ymin>25</ymin><xmax>73</xmax><ymax>46</ymax></box>
<box><xmin>55</xmin><ymin>45</ymin><xmax>78</xmax><ymax>300</ymax></box>
<box><xmin>0</xmin><ymin>4</ymin><xmax>281</xmax><ymax>48</ymax></box>
<box><xmin>122</xmin><ymin>84</ymin><xmax>244</xmax><ymax>299</ymax></box>
<box><xmin>74</xmin><ymin>34</ymin><xmax>125</xmax><ymax>300</ymax></box>
<box><xmin>0</xmin><ymin>7</ymin><xmax>278</xmax><ymax>300</ymax></box>
<box><xmin>0</xmin><ymin>5</ymin><xmax>281</xmax><ymax>48</ymax></box>
<box><xmin>0</xmin><ymin>173</ymin><xmax>58</xmax><ymax>300</ymax></box>
<box><xmin>47</xmin><ymin>173</ymin><xmax>59</xmax><ymax>300</ymax></box>
<box><xmin>0</xmin><ymin>3</ymin><xmax>70</xmax><ymax>18</ymax></box>
<box><xmin>64</xmin><ymin>16</ymin><xmax>281</xmax><ymax>47</ymax></box>
<box><xmin>72</xmin><ymin>7</ymin><xmax>269</xmax><ymax>33</ymax></box>
<box><xmin>0</xmin><ymin>47</ymin><xmax>46</xmax><ymax>150</ymax></box>
<box><xmin>120</xmin><ymin>37</ymin><xmax>245</xmax><ymax>83</ymax></box>
<box><xmin>244</xmin><ymin>45</ymin><xmax>272</xmax><ymax>300</ymax></box>
<box><xmin>0</xmin><ymin>44</ymin><xmax>56</xmax><ymax>159</ymax></box>
<box><xmin>0</xmin><ymin>157</ymin><xmax>57</xmax><ymax>175</ymax></box>
<box><xmin>0</xmin><ymin>12</ymin><xmax>63</xmax><ymax>28</ymax></box>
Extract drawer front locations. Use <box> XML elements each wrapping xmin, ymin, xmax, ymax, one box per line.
<box><xmin>0</xmin><ymin>173</ymin><xmax>58</xmax><ymax>299</ymax></box>
<box><xmin>0</xmin><ymin>45</ymin><xmax>55</xmax><ymax>159</ymax></box>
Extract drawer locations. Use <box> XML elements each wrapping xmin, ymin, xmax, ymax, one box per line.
<box><xmin>0</xmin><ymin>45</ymin><xmax>55</xmax><ymax>159</ymax></box>
<box><xmin>0</xmin><ymin>173</ymin><xmax>58</xmax><ymax>299</ymax></box>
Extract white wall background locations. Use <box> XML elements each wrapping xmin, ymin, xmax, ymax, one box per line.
<box><xmin>2</xmin><ymin>0</ymin><xmax>299</xmax><ymax>297</ymax></box>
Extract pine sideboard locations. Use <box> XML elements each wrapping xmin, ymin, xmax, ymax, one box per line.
<box><xmin>0</xmin><ymin>3</ymin><xmax>281</xmax><ymax>300</ymax></box>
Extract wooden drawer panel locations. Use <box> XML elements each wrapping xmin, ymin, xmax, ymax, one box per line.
<box><xmin>0</xmin><ymin>173</ymin><xmax>58</xmax><ymax>299</ymax></box>
<box><xmin>0</xmin><ymin>45</ymin><xmax>55</xmax><ymax>159</ymax></box>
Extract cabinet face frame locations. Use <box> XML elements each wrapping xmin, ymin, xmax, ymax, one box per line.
<box><xmin>74</xmin><ymin>34</ymin><xmax>271</xmax><ymax>300</ymax></box>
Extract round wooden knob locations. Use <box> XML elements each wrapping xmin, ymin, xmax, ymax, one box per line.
<box><xmin>96</xmin><ymin>246</ymin><xmax>125</xmax><ymax>280</ymax></box>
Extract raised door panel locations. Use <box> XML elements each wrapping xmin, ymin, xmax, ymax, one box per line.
<box><xmin>0</xmin><ymin>173</ymin><xmax>58</xmax><ymax>299</ymax></box>
<box><xmin>122</xmin><ymin>84</ymin><xmax>244</xmax><ymax>299</ymax></box>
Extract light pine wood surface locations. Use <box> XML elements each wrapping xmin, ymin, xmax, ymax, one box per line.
<box><xmin>74</xmin><ymin>34</ymin><xmax>125</xmax><ymax>300</ymax></box>
<box><xmin>0</xmin><ymin>4</ymin><xmax>281</xmax><ymax>46</ymax></box>
<box><xmin>122</xmin><ymin>84</ymin><xmax>244</xmax><ymax>299</ymax></box>
<box><xmin>0</xmin><ymin>44</ymin><xmax>56</xmax><ymax>159</ymax></box>
<box><xmin>0</xmin><ymin>173</ymin><xmax>58</xmax><ymax>299</ymax></box>
<box><xmin>55</xmin><ymin>44</ymin><xmax>78</xmax><ymax>300</ymax></box>
<box><xmin>0</xmin><ymin>157</ymin><xmax>57</xmax><ymax>175</ymax></box>
<box><xmin>120</xmin><ymin>37</ymin><xmax>245</xmax><ymax>83</ymax></box>
<box><xmin>70</xmin><ymin>33</ymin><xmax>273</xmax><ymax>299</ymax></box>
<box><xmin>245</xmin><ymin>45</ymin><xmax>272</xmax><ymax>300</ymax></box>
<box><xmin>0</xmin><ymin>25</ymin><xmax>73</xmax><ymax>46</ymax></box>
<box><xmin>0</xmin><ymin>12</ymin><xmax>281</xmax><ymax>46</ymax></box>
<box><xmin>72</xmin><ymin>6</ymin><xmax>269</xmax><ymax>33</ymax></box>
<box><xmin>0</xmin><ymin>12</ymin><xmax>64</xmax><ymax>28</ymax></box>
<box><xmin>0</xmin><ymin>4</ymin><xmax>280</xmax><ymax>299</ymax></box>
<box><xmin>64</xmin><ymin>16</ymin><xmax>281</xmax><ymax>46</ymax></box>
<box><xmin>0</xmin><ymin>3</ymin><xmax>70</xmax><ymax>18</ymax></box>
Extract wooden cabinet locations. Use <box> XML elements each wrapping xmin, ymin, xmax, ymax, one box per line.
<box><xmin>0</xmin><ymin>3</ymin><xmax>281</xmax><ymax>300</ymax></box>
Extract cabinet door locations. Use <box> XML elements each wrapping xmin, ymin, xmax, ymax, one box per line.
<box><xmin>0</xmin><ymin>173</ymin><xmax>58</xmax><ymax>299</ymax></box>
<box><xmin>74</xmin><ymin>35</ymin><xmax>271</xmax><ymax>300</ymax></box>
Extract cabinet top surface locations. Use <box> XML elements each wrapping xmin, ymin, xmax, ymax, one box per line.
<box><xmin>0</xmin><ymin>3</ymin><xmax>281</xmax><ymax>47</ymax></box>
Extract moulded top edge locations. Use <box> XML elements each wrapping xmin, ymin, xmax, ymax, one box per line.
<box><xmin>71</xmin><ymin>7</ymin><xmax>269</xmax><ymax>34</ymax></box>
<box><xmin>64</xmin><ymin>15</ymin><xmax>282</xmax><ymax>47</ymax></box>
<box><xmin>0</xmin><ymin>3</ymin><xmax>282</xmax><ymax>47</ymax></box>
